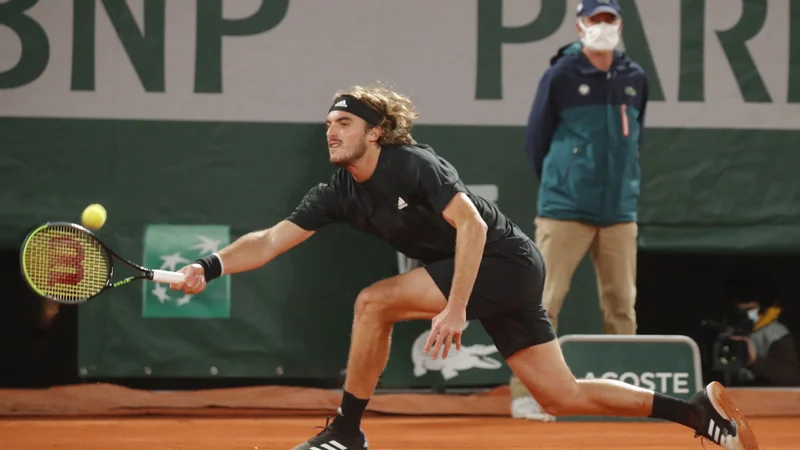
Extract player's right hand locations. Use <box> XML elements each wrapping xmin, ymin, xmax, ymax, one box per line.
<box><xmin>170</xmin><ymin>263</ymin><xmax>207</xmax><ymax>294</ymax></box>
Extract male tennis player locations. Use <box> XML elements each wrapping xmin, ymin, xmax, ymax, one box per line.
<box><xmin>171</xmin><ymin>84</ymin><xmax>759</xmax><ymax>450</ymax></box>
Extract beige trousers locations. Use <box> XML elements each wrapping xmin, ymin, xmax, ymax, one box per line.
<box><xmin>536</xmin><ymin>217</ymin><xmax>638</xmax><ymax>334</ymax></box>
<box><xmin>510</xmin><ymin>217</ymin><xmax>638</xmax><ymax>400</ymax></box>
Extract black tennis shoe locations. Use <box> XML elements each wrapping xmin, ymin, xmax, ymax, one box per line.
<box><xmin>291</xmin><ymin>415</ymin><xmax>368</xmax><ymax>450</ymax></box>
<box><xmin>690</xmin><ymin>381</ymin><xmax>760</xmax><ymax>449</ymax></box>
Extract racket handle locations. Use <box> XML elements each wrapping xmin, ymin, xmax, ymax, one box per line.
<box><xmin>151</xmin><ymin>269</ymin><xmax>186</xmax><ymax>284</ymax></box>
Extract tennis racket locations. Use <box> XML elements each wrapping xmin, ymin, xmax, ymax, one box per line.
<box><xmin>19</xmin><ymin>221</ymin><xmax>186</xmax><ymax>304</ymax></box>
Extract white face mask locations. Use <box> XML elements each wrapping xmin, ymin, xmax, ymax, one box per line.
<box><xmin>578</xmin><ymin>19</ymin><xmax>621</xmax><ymax>52</ymax></box>
<box><xmin>746</xmin><ymin>308</ymin><xmax>760</xmax><ymax>323</ymax></box>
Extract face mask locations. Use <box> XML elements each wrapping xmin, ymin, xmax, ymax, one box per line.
<box><xmin>746</xmin><ymin>308</ymin><xmax>759</xmax><ymax>323</ymax></box>
<box><xmin>578</xmin><ymin>19</ymin><xmax>621</xmax><ymax>52</ymax></box>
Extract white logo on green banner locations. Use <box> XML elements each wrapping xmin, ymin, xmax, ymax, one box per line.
<box><xmin>411</xmin><ymin>322</ymin><xmax>502</xmax><ymax>380</ymax></box>
<box><xmin>142</xmin><ymin>224</ymin><xmax>231</xmax><ymax>318</ymax></box>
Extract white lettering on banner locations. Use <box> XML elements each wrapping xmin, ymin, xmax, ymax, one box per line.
<box><xmin>1</xmin><ymin>0</ymin><xmax>798</xmax><ymax>129</ymax></box>
<box><xmin>584</xmin><ymin>371</ymin><xmax>691</xmax><ymax>395</ymax></box>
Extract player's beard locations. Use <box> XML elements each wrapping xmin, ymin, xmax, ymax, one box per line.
<box><xmin>330</xmin><ymin>134</ymin><xmax>368</xmax><ymax>167</ymax></box>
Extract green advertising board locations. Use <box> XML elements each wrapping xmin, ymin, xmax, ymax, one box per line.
<box><xmin>141</xmin><ymin>224</ymin><xmax>231</xmax><ymax>319</ymax></box>
<box><xmin>559</xmin><ymin>334</ymin><xmax>703</xmax><ymax>422</ymax></box>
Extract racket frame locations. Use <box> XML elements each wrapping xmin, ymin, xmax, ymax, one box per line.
<box><xmin>20</xmin><ymin>221</ymin><xmax>184</xmax><ymax>304</ymax></box>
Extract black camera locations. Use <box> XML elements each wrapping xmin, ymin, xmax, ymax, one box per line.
<box><xmin>700</xmin><ymin>309</ymin><xmax>755</xmax><ymax>386</ymax></box>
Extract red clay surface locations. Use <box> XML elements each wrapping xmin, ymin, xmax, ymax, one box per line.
<box><xmin>0</xmin><ymin>416</ymin><xmax>793</xmax><ymax>449</ymax></box>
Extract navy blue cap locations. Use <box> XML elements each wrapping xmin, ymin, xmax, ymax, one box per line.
<box><xmin>576</xmin><ymin>0</ymin><xmax>622</xmax><ymax>17</ymax></box>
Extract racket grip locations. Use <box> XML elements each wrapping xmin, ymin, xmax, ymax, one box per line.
<box><xmin>151</xmin><ymin>269</ymin><xmax>186</xmax><ymax>284</ymax></box>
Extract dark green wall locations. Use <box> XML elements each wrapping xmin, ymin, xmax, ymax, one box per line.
<box><xmin>2</xmin><ymin>117</ymin><xmax>799</xmax><ymax>380</ymax></box>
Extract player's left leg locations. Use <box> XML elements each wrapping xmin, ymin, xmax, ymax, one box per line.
<box><xmin>292</xmin><ymin>266</ymin><xmax>448</xmax><ymax>450</ymax></box>
<box><xmin>505</xmin><ymin>337</ymin><xmax>760</xmax><ymax>449</ymax></box>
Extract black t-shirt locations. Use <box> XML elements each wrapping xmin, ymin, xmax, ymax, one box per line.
<box><xmin>286</xmin><ymin>143</ymin><xmax>534</xmax><ymax>265</ymax></box>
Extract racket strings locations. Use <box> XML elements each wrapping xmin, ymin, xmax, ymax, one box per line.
<box><xmin>22</xmin><ymin>225</ymin><xmax>110</xmax><ymax>302</ymax></box>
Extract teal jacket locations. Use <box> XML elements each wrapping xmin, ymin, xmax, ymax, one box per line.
<box><xmin>525</xmin><ymin>42</ymin><xmax>649</xmax><ymax>225</ymax></box>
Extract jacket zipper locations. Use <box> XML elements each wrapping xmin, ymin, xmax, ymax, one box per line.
<box><xmin>606</xmin><ymin>72</ymin><xmax>612</xmax><ymax>149</ymax></box>
<box><xmin>605</xmin><ymin>71</ymin><xmax>613</xmax><ymax>218</ymax></box>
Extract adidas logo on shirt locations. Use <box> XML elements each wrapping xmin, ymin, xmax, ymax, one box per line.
<box><xmin>397</xmin><ymin>197</ymin><xmax>408</xmax><ymax>210</ymax></box>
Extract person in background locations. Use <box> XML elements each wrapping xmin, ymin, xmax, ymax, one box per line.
<box><xmin>510</xmin><ymin>0</ymin><xmax>649</xmax><ymax>420</ymax></box>
<box><xmin>724</xmin><ymin>269</ymin><xmax>800</xmax><ymax>387</ymax></box>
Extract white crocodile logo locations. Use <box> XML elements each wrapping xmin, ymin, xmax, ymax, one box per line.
<box><xmin>411</xmin><ymin>322</ymin><xmax>503</xmax><ymax>380</ymax></box>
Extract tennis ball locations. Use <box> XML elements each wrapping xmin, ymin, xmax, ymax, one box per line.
<box><xmin>81</xmin><ymin>203</ymin><xmax>107</xmax><ymax>230</ymax></box>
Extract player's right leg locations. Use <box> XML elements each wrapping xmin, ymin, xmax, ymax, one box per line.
<box><xmin>291</xmin><ymin>266</ymin><xmax>449</xmax><ymax>450</ymax></box>
<box><xmin>506</xmin><ymin>339</ymin><xmax>761</xmax><ymax>450</ymax></box>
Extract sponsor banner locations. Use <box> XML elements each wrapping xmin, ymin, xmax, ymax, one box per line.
<box><xmin>142</xmin><ymin>224</ymin><xmax>231</xmax><ymax>318</ymax></box>
<box><xmin>1</xmin><ymin>0</ymin><xmax>798</xmax><ymax>129</ymax></box>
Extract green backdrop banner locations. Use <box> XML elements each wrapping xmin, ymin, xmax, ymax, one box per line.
<box><xmin>2</xmin><ymin>0</ymin><xmax>800</xmax><ymax>382</ymax></box>
<box><xmin>3</xmin><ymin>118</ymin><xmax>799</xmax><ymax>380</ymax></box>
<box><xmin>0</xmin><ymin>119</ymin><xmax>596</xmax><ymax>380</ymax></box>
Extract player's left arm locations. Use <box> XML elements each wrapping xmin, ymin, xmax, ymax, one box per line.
<box><xmin>425</xmin><ymin>191</ymin><xmax>487</xmax><ymax>359</ymax></box>
<box><xmin>441</xmin><ymin>193</ymin><xmax>488</xmax><ymax>311</ymax></box>
<box><xmin>409</xmin><ymin>150</ymin><xmax>488</xmax><ymax>359</ymax></box>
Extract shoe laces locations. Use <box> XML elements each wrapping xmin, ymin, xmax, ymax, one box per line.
<box><xmin>313</xmin><ymin>416</ymin><xmax>334</xmax><ymax>437</ymax></box>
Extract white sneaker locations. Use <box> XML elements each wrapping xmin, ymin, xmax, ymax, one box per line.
<box><xmin>511</xmin><ymin>396</ymin><xmax>556</xmax><ymax>422</ymax></box>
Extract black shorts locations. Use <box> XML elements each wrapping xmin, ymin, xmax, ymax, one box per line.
<box><xmin>423</xmin><ymin>241</ymin><xmax>556</xmax><ymax>359</ymax></box>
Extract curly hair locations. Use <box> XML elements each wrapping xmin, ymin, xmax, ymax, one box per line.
<box><xmin>333</xmin><ymin>83</ymin><xmax>419</xmax><ymax>146</ymax></box>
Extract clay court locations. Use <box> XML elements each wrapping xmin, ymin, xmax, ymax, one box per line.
<box><xmin>1</xmin><ymin>416</ymin><xmax>797</xmax><ymax>449</ymax></box>
<box><xmin>1</xmin><ymin>383</ymin><xmax>798</xmax><ymax>449</ymax></box>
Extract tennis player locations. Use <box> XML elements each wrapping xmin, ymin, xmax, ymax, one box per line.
<box><xmin>171</xmin><ymin>84</ymin><xmax>759</xmax><ymax>450</ymax></box>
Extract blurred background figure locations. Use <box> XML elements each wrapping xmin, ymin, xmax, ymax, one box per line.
<box><xmin>702</xmin><ymin>266</ymin><xmax>800</xmax><ymax>388</ymax></box>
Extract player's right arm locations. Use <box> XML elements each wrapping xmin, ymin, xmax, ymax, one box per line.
<box><xmin>171</xmin><ymin>180</ymin><xmax>343</xmax><ymax>294</ymax></box>
<box><xmin>217</xmin><ymin>220</ymin><xmax>314</xmax><ymax>273</ymax></box>
<box><xmin>170</xmin><ymin>222</ymin><xmax>313</xmax><ymax>294</ymax></box>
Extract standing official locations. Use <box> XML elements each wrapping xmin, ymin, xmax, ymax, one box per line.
<box><xmin>511</xmin><ymin>0</ymin><xmax>649</xmax><ymax>420</ymax></box>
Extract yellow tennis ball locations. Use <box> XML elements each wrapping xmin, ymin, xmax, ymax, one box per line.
<box><xmin>81</xmin><ymin>204</ymin><xmax>107</xmax><ymax>230</ymax></box>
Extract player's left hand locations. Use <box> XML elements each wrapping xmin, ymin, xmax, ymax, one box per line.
<box><xmin>425</xmin><ymin>305</ymin><xmax>467</xmax><ymax>360</ymax></box>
